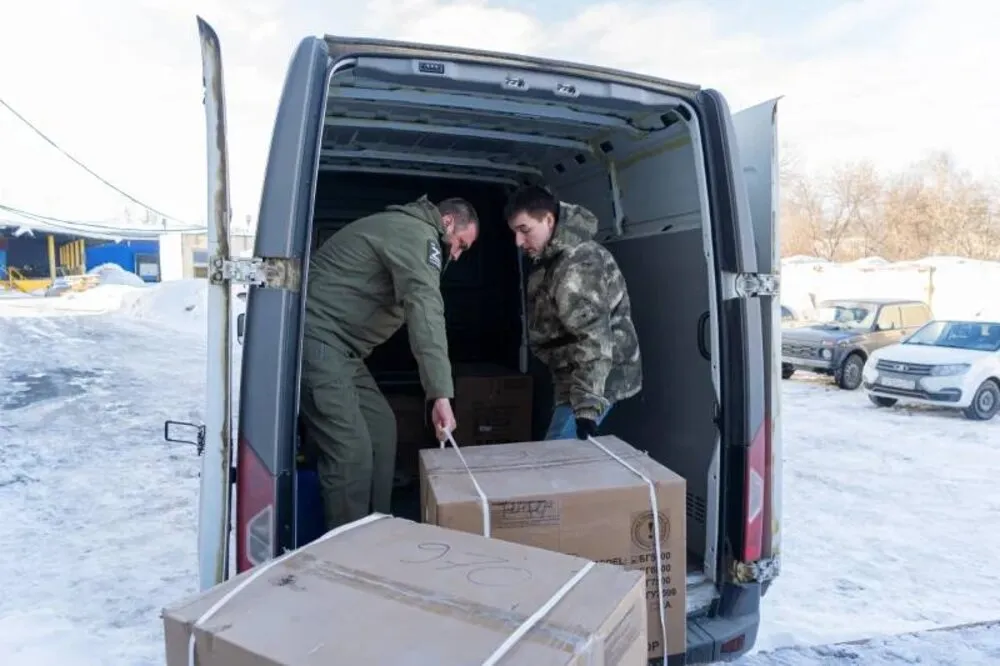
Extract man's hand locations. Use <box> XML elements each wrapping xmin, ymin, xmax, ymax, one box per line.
<box><xmin>431</xmin><ymin>398</ymin><xmax>458</xmax><ymax>441</ymax></box>
<box><xmin>575</xmin><ymin>417</ymin><xmax>598</xmax><ymax>440</ymax></box>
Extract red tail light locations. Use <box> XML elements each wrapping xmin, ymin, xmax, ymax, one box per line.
<box><xmin>235</xmin><ymin>435</ymin><xmax>275</xmax><ymax>573</ymax></box>
<box><xmin>743</xmin><ymin>420</ymin><xmax>767</xmax><ymax>562</ymax></box>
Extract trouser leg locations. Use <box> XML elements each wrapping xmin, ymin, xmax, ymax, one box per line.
<box><xmin>544</xmin><ymin>404</ymin><xmax>578</xmax><ymax>440</ymax></box>
<box><xmin>299</xmin><ymin>339</ymin><xmax>373</xmax><ymax>531</ymax></box>
<box><xmin>354</xmin><ymin>366</ymin><xmax>397</xmax><ymax>515</ymax></box>
<box><xmin>544</xmin><ymin>403</ymin><xmax>614</xmax><ymax>440</ymax></box>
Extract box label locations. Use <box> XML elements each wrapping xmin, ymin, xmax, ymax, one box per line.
<box><xmin>491</xmin><ymin>499</ymin><xmax>561</xmax><ymax>529</ymax></box>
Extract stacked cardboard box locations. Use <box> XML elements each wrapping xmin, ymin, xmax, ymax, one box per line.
<box><xmin>420</xmin><ymin>436</ymin><xmax>687</xmax><ymax>663</ymax></box>
<box><xmin>386</xmin><ymin>364</ymin><xmax>533</xmax><ymax>483</ymax></box>
<box><xmin>163</xmin><ymin>514</ymin><xmax>648</xmax><ymax>666</ymax></box>
<box><xmin>452</xmin><ymin>363</ymin><xmax>533</xmax><ymax>446</ymax></box>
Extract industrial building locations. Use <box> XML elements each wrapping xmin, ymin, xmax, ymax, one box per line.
<box><xmin>1</xmin><ymin>217</ymin><xmax>258</xmax><ymax>291</ymax></box>
<box><xmin>0</xmin><ymin>222</ymin><xmax>163</xmax><ymax>292</ymax></box>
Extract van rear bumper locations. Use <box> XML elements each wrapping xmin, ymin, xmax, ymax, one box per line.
<box><xmin>673</xmin><ymin>582</ymin><xmax>762</xmax><ymax>665</ymax></box>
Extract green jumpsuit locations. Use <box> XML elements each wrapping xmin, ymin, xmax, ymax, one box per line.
<box><xmin>301</xmin><ymin>196</ymin><xmax>454</xmax><ymax>530</ymax></box>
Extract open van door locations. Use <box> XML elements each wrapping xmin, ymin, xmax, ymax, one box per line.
<box><xmin>731</xmin><ymin>98</ymin><xmax>781</xmax><ymax>577</ymax></box>
<box><xmin>196</xmin><ymin>16</ymin><xmax>236</xmax><ymax>591</ymax></box>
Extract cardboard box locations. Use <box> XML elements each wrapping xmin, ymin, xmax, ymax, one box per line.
<box><xmin>453</xmin><ymin>363</ymin><xmax>533</xmax><ymax>446</ymax></box>
<box><xmin>419</xmin><ymin>436</ymin><xmax>687</xmax><ymax>661</ymax></box>
<box><xmin>385</xmin><ymin>392</ymin><xmax>435</xmax><ymax>485</ymax></box>
<box><xmin>163</xmin><ymin>515</ymin><xmax>648</xmax><ymax>666</ymax></box>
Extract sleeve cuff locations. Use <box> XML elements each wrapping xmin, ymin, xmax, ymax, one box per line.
<box><xmin>573</xmin><ymin>406</ymin><xmax>602</xmax><ymax>422</ymax></box>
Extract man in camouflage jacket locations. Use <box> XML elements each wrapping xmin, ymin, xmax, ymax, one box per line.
<box><xmin>504</xmin><ymin>185</ymin><xmax>642</xmax><ymax>440</ymax></box>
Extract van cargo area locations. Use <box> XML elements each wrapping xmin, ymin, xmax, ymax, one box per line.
<box><xmin>303</xmin><ymin>59</ymin><xmax>723</xmax><ymax>615</ymax></box>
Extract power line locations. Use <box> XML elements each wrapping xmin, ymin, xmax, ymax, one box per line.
<box><xmin>0</xmin><ymin>96</ymin><xmax>192</xmax><ymax>225</ymax></box>
<box><xmin>0</xmin><ymin>202</ymin><xmax>204</xmax><ymax>236</ymax></box>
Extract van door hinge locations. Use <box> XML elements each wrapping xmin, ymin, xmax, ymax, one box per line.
<box><xmin>722</xmin><ymin>272</ymin><xmax>779</xmax><ymax>299</ymax></box>
<box><xmin>209</xmin><ymin>257</ymin><xmax>301</xmax><ymax>291</ymax></box>
<box><xmin>731</xmin><ymin>555</ymin><xmax>780</xmax><ymax>584</ymax></box>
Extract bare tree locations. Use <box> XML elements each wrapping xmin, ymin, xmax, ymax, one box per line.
<box><xmin>779</xmin><ymin>147</ymin><xmax>1000</xmax><ymax>262</ymax></box>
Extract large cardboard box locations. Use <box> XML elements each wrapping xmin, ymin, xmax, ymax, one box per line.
<box><xmin>452</xmin><ymin>363</ymin><xmax>533</xmax><ymax>446</ymax></box>
<box><xmin>419</xmin><ymin>436</ymin><xmax>687</xmax><ymax>662</ymax></box>
<box><xmin>163</xmin><ymin>515</ymin><xmax>648</xmax><ymax>666</ymax></box>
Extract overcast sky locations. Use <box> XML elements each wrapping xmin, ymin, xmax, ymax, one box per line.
<box><xmin>1</xmin><ymin>0</ymin><xmax>996</xmax><ymax>228</ymax></box>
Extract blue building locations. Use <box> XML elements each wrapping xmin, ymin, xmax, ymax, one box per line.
<box><xmin>1</xmin><ymin>223</ymin><xmax>162</xmax><ymax>291</ymax></box>
<box><xmin>85</xmin><ymin>239</ymin><xmax>161</xmax><ymax>283</ymax></box>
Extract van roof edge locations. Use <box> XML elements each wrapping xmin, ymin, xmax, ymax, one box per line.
<box><xmin>321</xmin><ymin>35</ymin><xmax>702</xmax><ymax>96</ymax></box>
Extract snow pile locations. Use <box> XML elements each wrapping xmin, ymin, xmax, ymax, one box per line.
<box><xmin>86</xmin><ymin>263</ymin><xmax>148</xmax><ymax>288</ymax></box>
<box><xmin>781</xmin><ymin>255</ymin><xmax>1000</xmax><ymax>321</ymax></box>
<box><xmin>0</xmin><ymin>285</ymin><xmax>141</xmax><ymax>316</ymax></box>
<box><xmin>58</xmin><ymin>285</ymin><xmax>141</xmax><ymax>312</ymax></box>
<box><xmin>118</xmin><ymin>279</ymin><xmax>206</xmax><ymax>335</ymax></box>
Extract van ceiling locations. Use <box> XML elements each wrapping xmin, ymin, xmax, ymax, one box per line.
<box><xmin>321</xmin><ymin>66</ymin><xmax>688</xmax><ymax>186</ymax></box>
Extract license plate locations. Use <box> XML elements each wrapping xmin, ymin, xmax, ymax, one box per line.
<box><xmin>879</xmin><ymin>376</ymin><xmax>915</xmax><ymax>390</ymax></box>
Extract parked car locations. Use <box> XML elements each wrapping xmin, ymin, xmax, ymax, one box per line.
<box><xmin>781</xmin><ymin>304</ymin><xmax>814</xmax><ymax>328</ymax></box>
<box><xmin>863</xmin><ymin>319</ymin><xmax>1000</xmax><ymax>420</ymax></box>
<box><xmin>781</xmin><ymin>298</ymin><xmax>933</xmax><ymax>389</ymax></box>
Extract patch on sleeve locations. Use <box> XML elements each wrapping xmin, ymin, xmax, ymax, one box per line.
<box><xmin>426</xmin><ymin>238</ymin><xmax>443</xmax><ymax>270</ymax></box>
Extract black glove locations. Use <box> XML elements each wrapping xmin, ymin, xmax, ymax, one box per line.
<box><xmin>575</xmin><ymin>417</ymin><xmax>598</xmax><ymax>440</ymax></box>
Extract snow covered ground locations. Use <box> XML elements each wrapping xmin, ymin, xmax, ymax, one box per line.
<box><xmin>1</xmin><ymin>279</ymin><xmax>998</xmax><ymax>665</ymax></box>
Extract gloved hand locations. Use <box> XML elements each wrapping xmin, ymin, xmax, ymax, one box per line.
<box><xmin>575</xmin><ymin>417</ymin><xmax>598</xmax><ymax>440</ymax></box>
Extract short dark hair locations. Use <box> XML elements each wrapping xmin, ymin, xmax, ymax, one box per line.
<box><xmin>438</xmin><ymin>198</ymin><xmax>479</xmax><ymax>229</ymax></box>
<box><xmin>503</xmin><ymin>185</ymin><xmax>558</xmax><ymax>222</ymax></box>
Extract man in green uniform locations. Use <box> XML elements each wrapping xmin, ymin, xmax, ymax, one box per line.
<box><xmin>301</xmin><ymin>195</ymin><xmax>479</xmax><ymax>530</ymax></box>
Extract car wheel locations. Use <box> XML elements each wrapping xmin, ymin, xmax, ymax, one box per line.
<box><xmin>782</xmin><ymin>364</ymin><xmax>795</xmax><ymax>380</ymax></box>
<box><xmin>868</xmin><ymin>395</ymin><xmax>897</xmax><ymax>408</ymax></box>
<box><xmin>835</xmin><ymin>353</ymin><xmax>865</xmax><ymax>390</ymax></box>
<box><xmin>963</xmin><ymin>379</ymin><xmax>1000</xmax><ymax>421</ymax></box>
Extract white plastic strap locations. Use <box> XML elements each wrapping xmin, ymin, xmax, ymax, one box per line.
<box><xmin>187</xmin><ymin>512</ymin><xmax>389</xmax><ymax>666</ymax></box>
<box><xmin>586</xmin><ymin>436</ymin><xmax>668</xmax><ymax>658</ymax></box>
<box><xmin>480</xmin><ymin>561</ymin><xmax>596</xmax><ymax>666</ymax></box>
<box><xmin>440</xmin><ymin>429</ymin><xmax>492</xmax><ymax>538</ymax></box>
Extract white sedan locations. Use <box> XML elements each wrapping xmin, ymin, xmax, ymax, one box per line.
<box><xmin>862</xmin><ymin>319</ymin><xmax>1000</xmax><ymax>421</ymax></box>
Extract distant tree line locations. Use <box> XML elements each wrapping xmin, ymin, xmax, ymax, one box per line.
<box><xmin>779</xmin><ymin>149</ymin><xmax>1000</xmax><ymax>262</ymax></box>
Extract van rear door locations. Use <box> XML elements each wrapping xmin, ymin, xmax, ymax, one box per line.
<box><xmin>732</xmin><ymin>99</ymin><xmax>781</xmax><ymax>578</ymax></box>
<box><xmin>195</xmin><ymin>17</ymin><xmax>235</xmax><ymax>591</ymax></box>
<box><xmin>232</xmin><ymin>32</ymin><xmax>331</xmax><ymax>574</ymax></box>
<box><xmin>694</xmin><ymin>90</ymin><xmax>771</xmax><ymax>587</ymax></box>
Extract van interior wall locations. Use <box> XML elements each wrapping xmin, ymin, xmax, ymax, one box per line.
<box><xmin>310</xmin><ymin>171</ymin><xmax>523</xmax><ymax>379</ymax></box>
<box><xmin>545</xmin><ymin>131</ymin><xmax>717</xmax><ymax>562</ymax></box>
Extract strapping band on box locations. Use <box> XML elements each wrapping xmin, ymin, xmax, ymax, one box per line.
<box><xmin>186</xmin><ymin>510</ymin><xmax>597</xmax><ymax>665</ymax></box>
<box><xmin>482</xmin><ymin>560</ymin><xmax>596</xmax><ymax>665</ymax></box>
<box><xmin>587</xmin><ymin>435</ymin><xmax>669</xmax><ymax>658</ymax></box>
<box><xmin>440</xmin><ymin>429</ymin><xmax>492</xmax><ymax>537</ymax></box>
<box><xmin>186</xmin><ymin>513</ymin><xmax>390</xmax><ymax>666</ymax></box>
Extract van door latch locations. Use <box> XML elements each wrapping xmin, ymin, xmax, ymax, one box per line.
<box><xmin>210</xmin><ymin>257</ymin><xmax>301</xmax><ymax>291</ymax></box>
<box><xmin>724</xmin><ymin>272</ymin><xmax>779</xmax><ymax>299</ymax></box>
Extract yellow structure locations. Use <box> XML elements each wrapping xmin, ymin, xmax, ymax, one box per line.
<box><xmin>2</xmin><ymin>236</ymin><xmax>89</xmax><ymax>293</ymax></box>
<box><xmin>58</xmin><ymin>239</ymin><xmax>87</xmax><ymax>275</ymax></box>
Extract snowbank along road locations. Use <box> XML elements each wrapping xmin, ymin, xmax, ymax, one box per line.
<box><xmin>0</xmin><ymin>281</ymin><xmax>998</xmax><ymax>665</ymax></box>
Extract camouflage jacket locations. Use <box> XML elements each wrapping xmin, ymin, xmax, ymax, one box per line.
<box><xmin>525</xmin><ymin>202</ymin><xmax>642</xmax><ymax>421</ymax></box>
